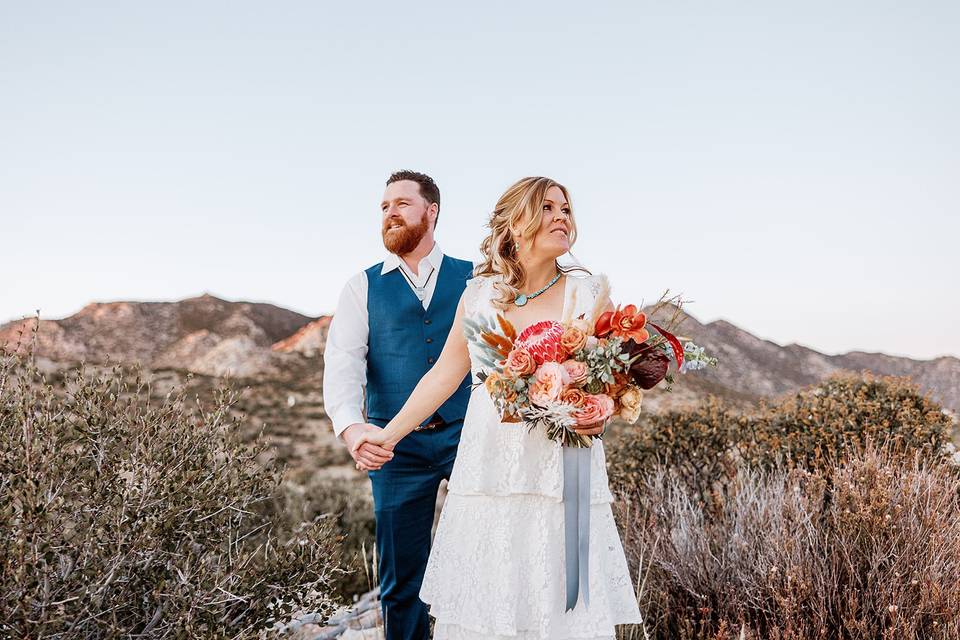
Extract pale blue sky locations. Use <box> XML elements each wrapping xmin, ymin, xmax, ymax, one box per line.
<box><xmin>2</xmin><ymin>1</ymin><xmax>958</xmax><ymax>359</ymax></box>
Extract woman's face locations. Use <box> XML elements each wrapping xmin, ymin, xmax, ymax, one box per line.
<box><xmin>525</xmin><ymin>185</ymin><xmax>572</xmax><ymax>259</ymax></box>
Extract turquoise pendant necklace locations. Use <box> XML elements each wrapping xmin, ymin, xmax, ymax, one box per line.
<box><xmin>514</xmin><ymin>271</ymin><xmax>562</xmax><ymax>307</ymax></box>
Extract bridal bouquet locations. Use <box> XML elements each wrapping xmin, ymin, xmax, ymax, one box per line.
<box><xmin>464</xmin><ymin>291</ymin><xmax>717</xmax><ymax>447</ymax></box>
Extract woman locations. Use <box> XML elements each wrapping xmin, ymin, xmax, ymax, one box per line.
<box><xmin>352</xmin><ymin>177</ymin><xmax>643</xmax><ymax>638</ymax></box>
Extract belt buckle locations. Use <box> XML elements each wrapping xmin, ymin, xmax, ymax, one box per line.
<box><xmin>416</xmin><ymin>418</ymin><xmax>444</xmax><ymax>431</ymax></box>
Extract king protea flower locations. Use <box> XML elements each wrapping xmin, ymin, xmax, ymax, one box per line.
<box><xmin>515</xmin><ymin>320</ymin><xmax>565</xmax><ymax>365</ymax></box>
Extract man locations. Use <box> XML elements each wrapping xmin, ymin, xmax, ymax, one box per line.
<box><xmin>322</xmin><ymin>170</ymin><xmax>474</xmax><ymax>640</ymax></box>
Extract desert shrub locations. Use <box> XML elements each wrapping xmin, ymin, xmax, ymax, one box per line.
<box><xmin>605</xmin><ymin>399</ymin><xmax>749</xmax><ymax>511</ymax></box>
<box><xmin>281</xmin><ymin>470</ymin><xmax>377</xmax><ymax>601</ymax></box>
<box><xmin>617</xmin><ymin>445</ymin><xmax>960</xmax><ymax>640</ymax></box>
<box><xmin>0</xmin><ymin>346</ymin><xmax>340</xmax><ymax>639</ymax></box>
<box><xmin>606</xmin><ymin>373</ymin><xmax>955</xmax><ymax>515</ymax></box>
<box><xmin>748</xmin><ymin>372</ymin><xmax>954</xmax><ymax>472</ymax></box>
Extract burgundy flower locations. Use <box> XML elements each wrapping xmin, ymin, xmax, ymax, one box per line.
<box><xmin>623</xmin><ymin>339</ymin><xmax>670</xmax><ymax>390</ymax></box>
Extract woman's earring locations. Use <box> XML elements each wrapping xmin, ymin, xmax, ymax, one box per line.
<box><xmin>514</xmin><ymin>240</ymin><xmax>520</xmax><ymax>252</ymax></box>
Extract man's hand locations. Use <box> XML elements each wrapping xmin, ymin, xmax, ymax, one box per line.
<box><xmin>341</xmin><ymin>423</ymin><xmax>395</xmax><ymax>471</ymax></box>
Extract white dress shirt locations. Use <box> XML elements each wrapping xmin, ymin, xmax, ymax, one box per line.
<box><xmin>323</xmin><ymin>242</ymin><xmax>452</xmax><ymax>438</ymax></box>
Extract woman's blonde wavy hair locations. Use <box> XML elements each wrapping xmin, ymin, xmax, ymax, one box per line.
<box><xmin>475</xmin><ymin>176</ymin><xmax>589</xmax><ymax>309</ymax></box>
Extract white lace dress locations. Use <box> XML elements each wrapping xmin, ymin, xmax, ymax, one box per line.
<box><xmin>419</xmin><ymin>273</ymin><xmax>643</xmax><ymax>639</ymax></box>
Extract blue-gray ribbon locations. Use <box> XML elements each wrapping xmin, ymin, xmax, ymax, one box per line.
<box><xmin>562</xmin><ymin>445</ymin><xmax>591</xmax><ymax>611</ymax></box>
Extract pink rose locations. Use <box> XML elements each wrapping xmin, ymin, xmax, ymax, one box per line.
<box><xmin>561</xmin><ymin>360</ymin><xmax>588</xmax><ymax>387</ymax></box>
<box><xmin>574</xmin><ymin>393</ymin><xmax>616</xmax><ymax>426</ymax></box>
<box><xmin>527</xmin><ymin>362</ymin><xmax>570</xmax><ymax>406</ymax></box>
<box><xmin>504</xmin><ymin>348</ymin><xmax>537</xmax><ymax>376</ymax></box>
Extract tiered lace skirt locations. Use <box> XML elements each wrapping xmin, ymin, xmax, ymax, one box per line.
<box><xmin>420</xmin><ymin>490</ymin><xmax>642</xmax><ymax>638</ymax></box>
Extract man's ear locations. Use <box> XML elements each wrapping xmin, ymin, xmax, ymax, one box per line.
<box><xmin>429</xmin><ymin>202</ymin><xmax>439</xmax><ymax>226</ymax></box>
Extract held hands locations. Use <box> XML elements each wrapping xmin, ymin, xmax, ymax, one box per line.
<box><xmin>342</xmin><ymin>417</ymin><xmax>603</xmax><ymax>473</ymax></box>
<box><xmin>341</xmin><ymin>423</ymin><xmax>395</xmax><ymax>471</ymax></box>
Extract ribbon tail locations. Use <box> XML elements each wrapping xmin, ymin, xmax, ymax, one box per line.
<box><xmin>562</xmin><ymin>446</ymin><xmax>579</xmax><ymax>612</ymax></box>
<box><xmin>577</xmin><ymin>446</ymin><xmax>591</xmax><ymax>607</ymax></box>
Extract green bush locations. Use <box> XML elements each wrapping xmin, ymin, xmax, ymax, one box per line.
<box><xmin>606</xmin><ymin>372</ymin><xmax>955</xmax><ymax>514</ymax></box>
<box><xmin>748</xmin><ymin>372</ymin><xmax>953</xmax><ymax>471</ymax></box>
<box><xmin>605</xmin><ymin>398</ymin><xmax>748</xmax><ymax>510</ymax></box>
<box><xmin>0</xmin><ymin>347</ymin><xmax>340</xmax><ymax>639</ymax></box>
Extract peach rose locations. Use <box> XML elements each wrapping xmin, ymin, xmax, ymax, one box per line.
<box><xmin>536</xmin><ymin>361</ymin><xmax>570</xmax><ymax>385</ymax></box>
<box><xmin>559</xmin><ymin>387</ymin><xmax>587</xmax><ymax>408</ymax></box>
<box><xmin>562</xmin><ymin>359</ymin><xmax>589</xmax><ymax>387</ymax></box>
<box><xmin>483</xmin><ymin>371</ymin><xmax>503</xmax><ymax>396</ymax></box>
<box><xmin>574</xmin><ymin>393</ymin><xmax>616</xmax><ymax>426</ymax></box>
<box><xmin>528</xmin><ymin>362</ymin><xmax>570</xmax><ymax>406</ymax></box>
<box><xmin>527</xmin><ymin>382</ymin><xmax>552</xmax><ymax>407</ymax></box>
<box><xmin>618</xmin><ymin>386</ymin><xmax>643</xmax><ymax>424</ymax></box>
<box><xmin>504</xmin><ymin>347</ymin><xmax>537</xmax><ymax>376</ymax></box>
<box><xmin>560</xmin><ymin>326</ymin><xmax>588</xmax><ymax>355</ymax></box>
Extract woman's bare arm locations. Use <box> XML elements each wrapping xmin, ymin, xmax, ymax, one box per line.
<box><xmin>352</xmin><ymin>293</ymin><xmax>471</xmax><ymax>454</ymax></box>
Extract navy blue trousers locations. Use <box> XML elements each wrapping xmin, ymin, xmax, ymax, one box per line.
<box><xmin>368</xmin><ymin>418</ymin><xmax>462</xmax><ymax>640</ymax></box>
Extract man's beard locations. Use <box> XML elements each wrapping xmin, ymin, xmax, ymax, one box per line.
<box><xmin>382</xmin><ymin>211</ymin><xmax>430</xmax><ymax>255</ymax></box>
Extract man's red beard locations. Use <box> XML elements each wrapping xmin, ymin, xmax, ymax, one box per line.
<box><xmin>382</xmin><ymin>212</ymin><xmax>430</xmax><ymax>255</ymax></box>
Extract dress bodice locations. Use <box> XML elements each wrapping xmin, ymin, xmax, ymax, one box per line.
<box><xmin>449</xmin><ymin>272</ymin><xmax>614</xmax><ymax>504</ymax></box>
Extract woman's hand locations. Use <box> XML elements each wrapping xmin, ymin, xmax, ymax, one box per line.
<box><xmin>351</xmin><ymin>427</ymin><xmax>398</xmax><ymax>470</ymax></box>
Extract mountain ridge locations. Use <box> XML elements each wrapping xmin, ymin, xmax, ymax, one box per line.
<box><xmin>1</xmin><ymin>295</ymin><xmax>956</xmax><ymax>411</ymax></box>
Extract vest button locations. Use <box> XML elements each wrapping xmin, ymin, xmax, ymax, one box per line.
<box><xmin>424</xmin><ymin>319</ymin><xmax>432</xmax><ymax>325</ymax></box>
<box><xmin>426</xmin><ymin>337</ymin><xmax>433</xmax><ymax>343</ymax></box>
<box><xmin>428</xmin><ymin>356</ymin><xmax>435</xmax><ymax>364</ymax></box>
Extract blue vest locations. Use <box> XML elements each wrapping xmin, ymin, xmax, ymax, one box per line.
<box><xmin>365</xmin><ymin>254</ymin><xmax>474</xmax><ymax>426</ymax></box>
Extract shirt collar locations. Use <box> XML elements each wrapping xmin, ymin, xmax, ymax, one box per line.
<box><xmin>381</xmin><ymin>241</ymin><xmax>445</xmax><ymax>276</ymax></box>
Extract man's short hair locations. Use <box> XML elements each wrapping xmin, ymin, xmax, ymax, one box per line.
<box><xmin>386</xmin><ymin>170</ymin><xmax>441</xmax><ymax>226</ymax></box>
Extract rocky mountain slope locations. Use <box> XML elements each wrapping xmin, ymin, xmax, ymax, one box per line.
<box><xmin>644</xmin><ymin>303</ymin><xmax>958</xmax><ymax>412</ymax></box>
<box><xmin>2</xmin><ymin>294</ymin><xmax>956</xmax><ymax>412</ymax></box>
<box><xmin>0</xmin><ymin>294</ymin><xmax>322</xmax><ymax>377</ymax></box>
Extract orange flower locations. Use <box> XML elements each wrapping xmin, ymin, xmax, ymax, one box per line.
<box><xmin>594</xmin><ymin>310</ymin><xmax>614</xmax><ymax>338</ymax></box>
<box><xmin>560</xmin><ymin>325</ymin><xmax>588</xmax><ymax>354</ymax></box>
<box><xmin>605</xmin><ymin>370</ymin><xmax>632</xmax><ymax>398</ymax></box>
<box><xmin>618</xmin><ymin>386</ymin><xmax>643</xmax><ymax>424</ymax></box>
<box><xmin>484</xmin><ymin>371</ymin><xmax>503</xmax><ymax>396</ymax></box>
<box><xmin>559</xmin><ymin>387</ymin><xmax>587</xmax><ymax>408</ymax></box>
<box><xmin>504</xmin><ymin>348</ymin><xmax>537</xmax><ymax>376</ymax></box>
<box><xmin>597</xmin><ymin>304</ymin><xmax>649</xmax><ymax>342</ymax></box>
<box><xmin>484</xmin><ymin>371</ymin><xmax>518</xmax><ymax>400</ymax></box>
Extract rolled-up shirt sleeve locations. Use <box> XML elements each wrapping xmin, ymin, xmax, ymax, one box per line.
<box><xmin>322</xmin><ymin>272</ymin><xmax>369</xmax><ymax>439</ymax></box>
